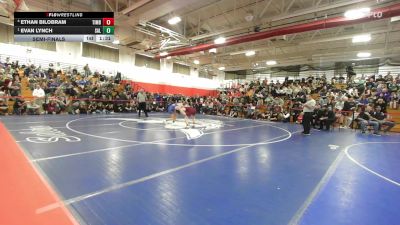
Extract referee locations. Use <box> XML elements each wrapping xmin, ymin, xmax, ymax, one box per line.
<box><xmin>137</xmin><ymin>89</ymin><xmax>148</xmax><ymax>118</ymax></box>
<box><xmin>302</xmin><ymin>95</ymin><xmax>316</xmax><ymax>135</ymax></box>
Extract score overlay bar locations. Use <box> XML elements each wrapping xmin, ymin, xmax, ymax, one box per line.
<box><xmin>14</xmin><ymin>35</ymin><xmax>114</xmax><ymax>42</ymax></box>
<box><xmin>14</xmin><ymin>12</ymin><xmax>114</xmax><ymax>18</ymax></box>
<box><xmin>14</xmin><ymin>26</ymin><xmax>104</xmax><ymax>35</ymax></box>
<box><xmin>14</xmin><ymin>18</ymin><xmax>107</xmax><ymax>26</ymax></box>
<box><xmin>14</xmin><ymin>12</ymin><xmax>114</xmax><ymax>42</ymax></box>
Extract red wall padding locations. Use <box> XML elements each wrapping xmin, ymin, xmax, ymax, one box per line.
<box><xmin>122</xmin><ymin>80</ymin><xmax>218</xmax><ymax>97</ymax></box>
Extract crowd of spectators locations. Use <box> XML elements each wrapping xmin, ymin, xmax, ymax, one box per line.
<box><xmin>192</xmin><ymin>73</ymin><xmax>399</xmax><ymax>133</ymax></box>
<box><xmin>0</xmin><ymin>58</ymin><xmax>166</xmax><ymax>115</ymax></box>
<box><xmin>0</xmin><ymin>57</ymin><xmax>399</xmax><ymax>133</ymax></box>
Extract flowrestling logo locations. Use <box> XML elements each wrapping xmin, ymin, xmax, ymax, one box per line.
<box><xmin>107</xmin><ymin>118</ymin><xmax>224</xmax><ymax>140</ymax></box>
<box><xmin>20</xmin><ymin>126</ymin><xmax>81</xmax><ymax>143</ymax></box>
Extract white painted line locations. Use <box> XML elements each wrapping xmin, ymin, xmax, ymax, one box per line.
<box><xmin>32</xmin><ymin>131</ymin><xmax>197</xmax><ymax>162</ymax></box>
<box><xmin>65</xmin><ymin>116</ymin><xmax>290</xmax><ymax>147</ymax></box>
<box><xmin>32</xmin><ymin>144</ymin><xmax>144</xmax><ymax>162</ymax></box>
<box><xmin>344</xmin><ymin>142</ymin><xmax>400</xmax><ymax>187</ymax></box>
<box><xmin>7</xmin><ymin>120</ymin><xmax>71</xmax><ymax>124</ymax></box>
<box><xmin>118</xmin><ymin>121</ymin><xmax>172</xmax><ymax>132</ymax></box>
<box><xmin>10</xmin><ymin>126</ymin><xmax>68</xmax><ymax>131</ymax></box>
<box><xmin>36</xmin><ymin>130</ymin><xmax>297</xmax><ymax>214</ymax></box>
<box><xmin>8</xmin><ymin>123</ymin><xmax>118</xmax><ymax>132</ymax></box>
<box><xmin>102</xmin><ymin>131</ymin><xmax>121</xmax><ymax>134</ymax></box>
<box><xmin>288</xmin><ymin>141</ymin><xmax>400</xmax><ymax>225</ymax></box>
<box><xmin>288</xmin><ymin>143</ymin><xmax>346</xmax><ymax>225</ymax></box>
<box><xmin>33</xmin><ymin>121</ymin><xmax>292</xmax><ymax>161</ymax></box>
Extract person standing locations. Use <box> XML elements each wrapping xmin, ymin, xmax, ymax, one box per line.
<box><xmin>137</xmin><ymin>89</ymin><xmax>148</xmax><ymax>118</ymax></box>
<box><xmin>83</xmin><ymin>64</ymin><xmax>91</xmax><ymax>77</ymax></box>
<box><xmin>32</xmin><ymin>84</ymin><xmax>45</xmax><ymax>114</ymax></box>
<box><xmin>184</xmin><ymin>104</ymin><xmax>197</xmax><ymax>128</ymax></box>
<box><xmin>167</xmin><ymin>102</ymin><xmax>177</xmax><ymax>121</ymax></box>
<box><xmin>302</xmin><ymin>95</ymin><xmax>316</xmax><ymax>135</ymax></box>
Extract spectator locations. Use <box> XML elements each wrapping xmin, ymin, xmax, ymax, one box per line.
<box><xmin>318</xmin><ymin>105</ymin><xmax>336</xmax><ymax>130</ymax></box>
<box><xmin>32</xmin><ymin>84</ymin><xmax>45</xmax><ymax>113</ymax></box>
<box><xmin>356</xmin><ymin>106</ymin><xmax>380</xmax><ymax>135</ymax></box>
<box><xmin>9</xmin><ymin>79</ymin><xmax>21</xmax><ymax>97</ymax></box>
<box><xmin>375</xmin><ymin>98</ymin><xmax>387</xmax><ymax>113</ymax></box>
<box><xmin>83</xmin><ymin>64</ymin><xmax>91</xmax><ymax>77</ymax></box>
<box><xmin>370</xmin><ymin>106</ymin><xmax>395</xmax><ymax>134</ymax></box>
<box><xmin>26</xmin><ymin>100</ymin><xmax>40</xmax><ymax>115</ymax></box>
<box><xmin>32</xmin><ymin>84</ymin><xmax>45</xmax><ymax>99</ymax></box>
<box><xmin>389</xmin><ymin>92</ymin><xmax>398</xmax><ymax>109</ymax></box>
<box><xmin>13</xmin><ymin>97</ymin><xmax>26</xmax><ymax>115</ymax></box>
<box><xmin>342</xmin><ymin>96</ymin><xmax>356</xmax><ymax>128</ymax></box>
<box><xmin>0</xmin><ymin>98</ymin><xmax>8</xmax><ymax>115</ymax></box>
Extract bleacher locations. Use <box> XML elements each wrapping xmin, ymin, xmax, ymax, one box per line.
<box><xmin>388</xmin><ymin>108</ymin><xmax>400</xmax><ymax>132</ymax></box>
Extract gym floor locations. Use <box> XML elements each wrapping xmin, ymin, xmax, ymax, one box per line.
<box><xmin>1</xmin><ymin>113</ymin><xmax>399</xmax><ymax>225</ymax></box>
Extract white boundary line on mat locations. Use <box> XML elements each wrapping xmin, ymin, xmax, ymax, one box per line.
<box><xmin>65</xmin><ymin>116</ymin><xmax>292</xmax><ymax>147</ymax></box>
<box><xmin>288</xmin><ymin>141</ymin><xmax>400</xmax><ymax>225</ymax></box>
<box><xmin>33</xmin><ymin>117</ymin><xmax>294</xmax><ymax>161</ymax></box>
<box><xmin>36</xmin><ymin>130</ymin><xmax>299</xmax><ymax>214</ymax></box>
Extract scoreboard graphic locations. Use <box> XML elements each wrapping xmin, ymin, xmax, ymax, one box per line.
<box><xmin>14</xmin><ymin>12</ymin><xmax>114</xmax><ymax>42</ymax></box>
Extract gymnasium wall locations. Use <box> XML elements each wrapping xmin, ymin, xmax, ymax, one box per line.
<box><xmin>220</xmin><ymin>64</ymin><xmax>399</xmax><ymax>88</ymax></box>
<box><xmin>379</xmin><ymin>65</ymin><xmax>400</xmax><ymax>74</ymax></box>
<box><xmin>0</xmin><ymin>42</ymin><xmax>222</xmax><ymax>95</ymax></box>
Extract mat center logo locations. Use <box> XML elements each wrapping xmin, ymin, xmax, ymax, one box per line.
<box><xmin>108</xmin><ymin>118</ymin><xmax>224</xmax><ymax>140</ymax></box>
<box><xmin>20</xmin><ymin>126</ymin><xmax>81</xmax><ymax>143</ymax></box>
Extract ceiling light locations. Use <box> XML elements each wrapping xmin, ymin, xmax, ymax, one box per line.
<box><xmin>244</xmin><ymin>13</ymin><xmax>254</xmax><ymax>22</ymax></box>
<box><xmin>214</xmin><ymin>37</ymin><xmax>226</xmax><ymax>44</ymax></box>
<box><xmin>168</xmin><ymin>16</ymin><xmax>181</xmax><ymax>25</ymax></box>
<box><xmin>112</xmin><ymin>40</ymin><xmax>120</xmax><ymax>44</ymax></box>
<box><xmin>357</xmin><ymin>52</ymin><xmax>371</xmax><ymax>58</ymax></box>
<box><xmin>266</xmin><ymin>60</ymin><xmax>277</xmax><ymax>65</ymax></box>
<box><xmin>209</xmin><ymin>48</ymin><xmax>217</xmax><ymax>53</ymax></box>
<box><xmin>245</xmin><ymin>51</ymin><xmax>256</xmax><ymax>56</ymax></box>
<box><xmin>160</xmin><ymin>51</ymin><xmax>168</xmax><ymax>56</ymax></box>
<box><xmin>194</xmin><ymin>59</ymin><xmax>200</xmax><ymax>65</ymax></box>
<box><xmin>344</xmin><ymin>8</ymin><xmax>370</xmax><ymax>20</ymax></box>
<box><xmin>352</xmin><ymin>34</ymin><xmax>371</xmax><ymax>43</ymax></box>
<box><xmin>218</xmin><ymin>66</ymin><xmax>225</xmax><ymax>71</ymax></box>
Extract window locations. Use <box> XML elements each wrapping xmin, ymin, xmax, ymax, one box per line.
<box><xmin>135</xmin><ymin>54</ymin><xmax>160</xmax><ymax>70</ymax></box>
<box><xmin>16</xmin><ymin>42</ymin><xmax>56</xmax><ymax>51</ymax></box>
<box><xmin>199</xmin><ymin>70</ymin><xmax>214</xmax><ymax>79</ymax></box>
<box><xmin>270</xmin><ymin>65</ymin><xmax>300</xmax><ymax>77</ymax></box>
<box><xmin>82</xmin><ymin>43</ymin><xmax>119</xmax><ymax>62</ymax></box>
<box><xmin>0</xmin><ymin>24</ymin><xmax>13</xmax><ymax>43</ymax></box>
<box><xmin>335</xmin><ymin>60</ymin><xmax>380</xmax><ymax>76</ymax></box>
<box><xmin>225</xmin><ymin>72</ymin><xmax>242</xmax><ymax>80</ymax></box>
<box><xmin>173</xmin><ymin>63</ymin><xmax>190</xmax><ymax>75</ymax></box>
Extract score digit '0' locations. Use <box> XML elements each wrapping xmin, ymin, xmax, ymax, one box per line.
<box><xmin>102</xmin><ymin>18</ymin><xmax>114</xmax><ymax>26</ymax></box>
